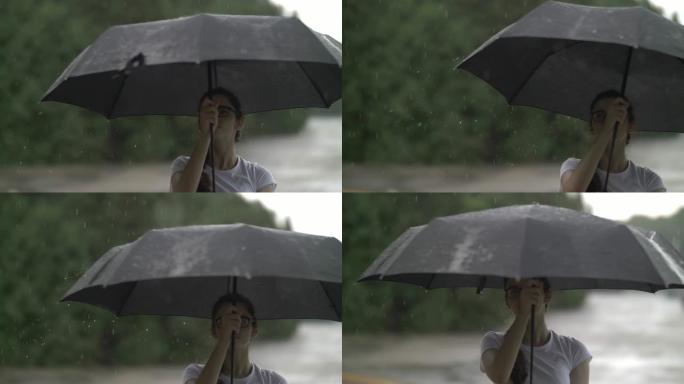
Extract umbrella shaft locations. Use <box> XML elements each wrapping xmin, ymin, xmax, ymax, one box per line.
<box><xmin>530</xmin><ymin>305</ymin><xmax>534</xmax><ymax>384</ymax></box>
<box><xmin>230</xmin><ymin>331</ymin><xmax>235</xmax><ymax>384</ymax></box>
<box><xmin>602</xmin><ymin>124</ymin><xmax>619</xmax><ymax>192</ymax></box>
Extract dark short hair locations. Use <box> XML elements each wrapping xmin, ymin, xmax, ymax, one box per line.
<box><xmin>590</xmin><ymin>89</ymin><xmax>634</xmax><ymax>122</ymax></box>
<box><xmin>503</xmin><ymin>277</ymin><xmax>550</xmax><ymax>292</ymax></box>
<box><xmin>210</xmin><ymin>293</ymin><xmax>256</xmax><ymax>333</ymax></box>
<box><xmin>198</xmin><ymin>87</ymin><xmax>243</xmax><ymax>119</ymax></box>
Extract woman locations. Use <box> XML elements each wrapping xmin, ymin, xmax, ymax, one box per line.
<box><xmin>182</xmin><ymin>293</ymin><xmax>287</xmax><ymax>384</ymax></box>
<box><xmin>170</xmin><ymin>87</ymin><xmax>276</xmax><ymax>192</ymax></box>
<box><xmin>560</xmin><ymin>90</ymin><xmax>665</xmax><ymax>192</ymax></box>
<box><xmin>480</xmin><ymin>278</ymin><xmax>591</xmax><ymax>384</ymax></box>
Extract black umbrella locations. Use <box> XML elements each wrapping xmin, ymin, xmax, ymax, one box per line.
<box><xmin>359</xmin><ymin>204</ymin><xmax>684</xmax><ymax>383</ymax></box>
<box><xmin>458</xmin><ymin>1</ymin><xmax>684</xmax><ymax>190</ymax></box>
<box><xmin>63</xmin><ymin>224</ymin><xmax>342</xmax><ymax>383</ymax></box>
<box><xmin>42</xmin><ymin>13</ymin><xmax>342</xmax><ymax>191</ymax></box>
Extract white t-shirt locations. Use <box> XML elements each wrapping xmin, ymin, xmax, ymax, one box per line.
<box><xmin>560</xmin><ymin>158</ymin><xmax>665</xmax><ymax>192</ymax></box>
<box><xmin>480</xmin><ymin>330</ymin><xmax>591</xmax><ymax>384</ymax></box>
<box><xmin>182</xmin><ymin>362</ymin><xmax>287</xmax><ymax>384</ymax></box>
<box><xmin>171</xmin><ymin>155</ymin><xmax>276</xmax><ymax>192</ymax></box>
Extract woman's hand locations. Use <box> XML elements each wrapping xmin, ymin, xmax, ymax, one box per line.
<box><xmin>198</xmin><ymin>98</ymin><xmax>219</xmax><ymax>136</ymax></box>
<box><xmin>214</xmin><ymin>311</ymin><xmax>242</xmax><ymax>342</ymax></box>
<box><xmin>517</xmin><ymin>281</ymin><xmax>544</xmax><ymax>317</ymax></box>
<box><xmin>601</xmin><ymin>97</ymin><xmax>629</xmax><ymax>137</ymax></box>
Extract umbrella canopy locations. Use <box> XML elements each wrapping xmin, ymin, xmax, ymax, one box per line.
<box><xmin>42</xmin><ymin>13</ymin><xmax>341</xmax><ymax>118</ymax></box>
<box><xmin>62</xmin><ymin>224</ymin><xmax>342</xmax><ymax>321</ymax></box>
<box><xmin>458</xmin><ymin>1</ymin><xmax>684</xmax><ymax>133</ymax></box>
<box><xmin>359</xmin><ymin>204</ymin><xmax>684</xmax><ymax>292</ymax></box>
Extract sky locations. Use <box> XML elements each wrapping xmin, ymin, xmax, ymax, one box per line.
<box><xmin>241</xmin><ymin>193</ymin><xmax>341</xmax><ymax>240</ymax></box>
<box><xmin>270</xmin><ymin>0</ymin><xmax>342</xmax><ymax>41</ymax></box>
<box><xmin>583</xmin><ymin>193</ymin><xmax>684</xmax><ymax>222</ymax></box>
<box><xmin>650</xmin><ymin>0</ymin><xmax>684</xmax><ymax>22</ymax></box>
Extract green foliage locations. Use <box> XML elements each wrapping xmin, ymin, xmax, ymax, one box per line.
<box><xmin>343</xmin><ymin>0</ymin><xmax>665</xmax><ymax>165</ymax></box>
<box><xmin>0</xmin><ymin>194</ymin><xmax>296</xmax><ymax>366</ymax></box>
<box><xmin>627</xmin><ymin>208</ymin><xmax>684</xmax><ymax>255</ymax></box>
<box><xmin>0</xmin><ymin>0</ymin><xmax>309</xmax><ymax>166</ymax></box>
<box><xmin>343</xmin><ymin>193</ymin><xmax>587</xmax><ymax>335</ymax></box>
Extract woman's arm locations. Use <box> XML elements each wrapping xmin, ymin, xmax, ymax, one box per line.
<box><xmin>171</xmin><ymin>132</ymin><xmax>210</xmax><ymax>192</ymax></box>
<box><xmin>570</xmin><ymin>359</ymin><xmax>590</xmax><ymax>384</ymax></box>
<box><xmin>561</xmin><ymin>97</ymin><xmax>629</xmax><ymax>192</ymax></box>
<box><xmin>257</xmin><ymin>184</ymin><xmax>276</xmax><ymax>192</ymax></box>
<box><xmin>191</xmin><ymin>336</ymin><xmax>230</xmax><ymax>384</ymax></box>
<box><xmin>482</xmin><ymin>312</ymin><xmax>529</xmax><ymax>383</ymax></box>
<box><xmin>171</xmin><ymin>99</ymin><xmax>217</xmax><ymax>192</ymax></box>
<box><xmin>194</xmin><ymin>313</ymin><xmax>241</xmax><ymax>384</ymax></box>
<box><xmin>560</xmin><ymin>127</ymin><xmax>612</xmax><ymax>192</ymax></box>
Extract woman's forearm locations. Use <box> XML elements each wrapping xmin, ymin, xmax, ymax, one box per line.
<box><xmin>561</xmin><ymin>128</ymin><xmax>612</xmax><ymax>192</ymax></box>
<box><xmin>172</xmin><ymin>133</ymin><xmax>211</xmax><ymax>192</ymax></box>
<box><xmin>489</xmin><ymin>313</ymin><xmax>529</xmax><ymax>383</ymax></box>
<box><xmin>195</xmin><ymin>337</ymin><xmax>231</xmax><ymax>384</ymax></box>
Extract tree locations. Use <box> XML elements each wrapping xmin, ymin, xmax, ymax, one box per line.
<box><xmin>0</xmin><ymin>0</ymin><xmax>308</xmax><ymax>166</ymax></box>
<box><xmin>0</xmin><ymin>194</ymin><xmax>296</xmax><ymax>366</ymax></box>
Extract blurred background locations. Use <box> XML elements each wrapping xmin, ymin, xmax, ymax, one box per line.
<box><xmin>0</xmin><ymin>0</ymin><xmax>341</xmax><ymax>192</ymax></box>
<box><xmin>343</xmin><ymin>0</ymin><xmax>684</xmax><ymax>192</ymax></box>
<box><xmin>342</xmin><ymin>193</ymin><xmax>684</xmax><ymax>384</ymax></box>
<box><xmin>0</xmin><ymin>193</ymin><xmax>341</xmax><ymax>383</ymax></box>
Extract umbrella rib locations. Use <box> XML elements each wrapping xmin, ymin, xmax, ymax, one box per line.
<box><xmin>507</xmin><ymin>40</ymin><xmax>582</xmax><ymax>105</ymax></box>
<box><xmin>319</xmin><ymin>281</ymin><xmax>341</xmax><ymax>320</ymax></box>
<box><xmin>296</xmin><ymin>61</ymin><xmax>329</xmax><ymax>106</ymax></box>
<box><xmin>107</xmin><ymin>77</ymin><xmax>128</xmax><ymax>119</ymax></box>
<box><xmin>114</xmin><ymin>281</ymin><xmax>138</xmax><ymax>317</ymax></box>
<box><xmin>425</xmin><ymin>273</ymin><xmax>436</xmax><ymax>290</ymax></box>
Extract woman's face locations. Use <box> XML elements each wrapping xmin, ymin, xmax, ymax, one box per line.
<box><xmin>200</xmin><ymin>94</ymin><xmax>244</xmax><ymax>143</ymax></box>
<box><xmin>590</xmin><ymin>96</ymin><xmax>634</xmax><ymax>142</ymax></box>
<box><xmin>504</xmin><ymin>278</ymin><xmax>551</xmax><ymax>316</ymax></box>
<box><xmin>212</xmin><ymin>302</ymin><xmax>257</xmax><ymax>347</ymax></box>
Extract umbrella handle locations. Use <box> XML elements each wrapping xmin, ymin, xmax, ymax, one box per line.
<box><xmin>209</xmin><ymin>122</ymin><xmax>216</xmax><ymax>193</ymax></box>
<box><xmin>602</xmin><ymin>123</ymin><xmax>618</xmax><ymax>192</ymax></box>
<box><xmin>530</xmin><ymin>304</ymin><xmax>534</xmax><ymax>384</ymax></box>
<box><xmin>604</xmin><ymin>47</ymin><xmax>634</xmax><ymax>192</ymax></box>
<box><xmin>230</xmin><ymin>331</ymin><xmax>235</xmax><ymax>384</ymax></box>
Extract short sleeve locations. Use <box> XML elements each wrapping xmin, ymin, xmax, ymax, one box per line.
<box><xmin>480</xmin><ymin>331</ymin><xmax>503</xmax><ymax>372</ymax></box>
<box><xmin>646</xmin><ymin>170</ymin><xmax>666</xmax><ymax>192</ymax></box>
<box><xmin>171</xmin><ymin>156</ymin><xmax>190</xmax><ymax>175</ymax></box>
<box><xmin>255</xmin><ymin>164</ymin><xmax>277</xmax><ymax>191</ymax></box>
<box><xmin>181</xmin><ymin>363</ymin><xmax>202</xmax><ymax>384</ymax></box>
<box><xmin>560</xmin><ymin>157</ymin><xmax>580</xmax><ymax>179</ymax></box>
<box><xmin>269</xmin><ymin>371</ymin><xmax>288</xmax><ymax>384</ymax></box>
<box><xmin>569</xmin><ymin>337</ymin><xmax>592</xmax><ymax>370</ymax></box>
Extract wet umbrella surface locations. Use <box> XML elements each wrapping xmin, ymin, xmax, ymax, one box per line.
<box><xmin>359</xmin><ymin>204</ymin><xmax>684</xmax><ymax>292</ymax></box>
<box><xmin>42</xmin><ymin>13</ymin><xmax>342</xmax><ymax>117</ymax></box>
<box><xmin>62</xmin><ymin>224</ymin><xmax>342</xmax><ymax>320</ymax></box>
<box><xmin>458</xmin><ymin>1</ymin><xmax>684</xmax><ymax>133</ymax></box>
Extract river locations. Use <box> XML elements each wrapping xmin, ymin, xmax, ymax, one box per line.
<box><xmin>0</xmin><ymin>321</ymin><xmax>341</xmax><ymax>384</ymax></box>
<box><xmin>343</xmin><ymin>291</ymin><xmax>684</xmax><ymax>384</ymax></box>
<box><xmin>0</xmin><ymin>116</ymin><xmax>341</xmax><ymax>192</ymax></box>
<box><xmin>343</xmin><ymin>134</ymin><xmax>684</xmax><ymax>192</ymax></box>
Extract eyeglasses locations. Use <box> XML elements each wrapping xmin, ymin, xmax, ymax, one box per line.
<box><xmin>217</xmin><ymin>106</ymin><xmax>237</xmax><ymax>118</ymax></box>
<box><xmin>591</xmin><ymin>110</ymin><xmax>607</xmax><ymax>124</ymax></box>
<box><xmin>215</xmin><ymin>315</ymin><xmax>254</xmax><ymax>329</ymax></box>
<box><xmin>505</xmin><ymin>287</ymin><xmax>522</xmax><ymax>298</ymax></box>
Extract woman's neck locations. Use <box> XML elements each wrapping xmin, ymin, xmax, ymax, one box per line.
<box><xmin>211</xmin><ymin>141</ymin><xmax>238</xmax><ymax>170</ymax></box>
<box><xmin>222</xmin><ymin>347</ymin><xmax>251</xmax><ymax>378</ymax></box>
<box><xmin>522</xmin><ymin>314</ymin><xmax>550</xmax><ymax>347</ymax></box>
<box><xmin>598</xmin><ymin>141</ymin><xmax>628</xmax><ymax>173</ymax></box>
